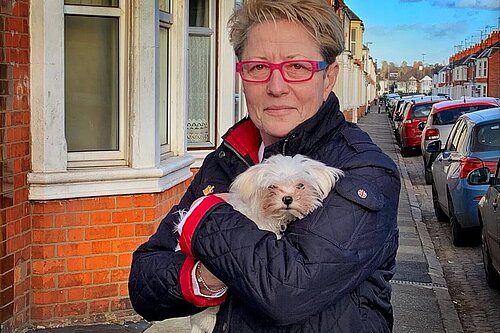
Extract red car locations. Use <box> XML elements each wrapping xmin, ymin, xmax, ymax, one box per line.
<box><xmin>398</xmin><ymin>97</ymin><xmax>448</xmax><ymax>156</ymax></box>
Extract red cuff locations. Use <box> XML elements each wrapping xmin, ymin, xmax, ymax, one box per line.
<box><xmin>179</xmin><ymin>256</ymin><xmax>227</xmax><ymax>307</ymax></box>
<box><xmin>179</xmin><ymin>195</ymin><xmax>225</xmax><ymax>257</ymax></box>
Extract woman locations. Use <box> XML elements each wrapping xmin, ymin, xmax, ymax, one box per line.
<box><xmin>129</xmin><ymin>1</ymin><xmax>400</xmax><ymax>332</ymax></box>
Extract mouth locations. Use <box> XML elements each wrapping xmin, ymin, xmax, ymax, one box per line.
<box><xmin>264</xmin><ymin>106</ymin><xmax>295</xmax><ymax>113</ymax></box>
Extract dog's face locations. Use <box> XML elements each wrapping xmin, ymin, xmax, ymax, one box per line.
<box><xmin>230</xmin><ymin>154</ymin><xmax>344</xmax><ymax>223</ymax></box>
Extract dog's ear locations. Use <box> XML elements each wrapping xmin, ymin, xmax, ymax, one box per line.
<box><xmin>299</xmin><ymin>156</ymin><xmax>344</xmax><ymax>198</ymax></box>
<box><xmin>230</xmin><ymin>164</ymin><xmax>265</xmax><ymax>202</ymax></box>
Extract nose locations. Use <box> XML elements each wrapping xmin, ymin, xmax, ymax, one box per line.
<box><xmin>266</xmin><ymin>69</ymin><xmax>289</xmax><ymax>96</ymax></box>
<box><xmin>282</xmin><ymin>196</ymin><xmax>293</xmax><ymax>206</ymax></box>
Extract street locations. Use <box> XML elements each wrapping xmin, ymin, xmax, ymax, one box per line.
<box><xmin>402</xmin><ymin>150</ymin><xmax>500</xmax><ymax>333</ymax></box>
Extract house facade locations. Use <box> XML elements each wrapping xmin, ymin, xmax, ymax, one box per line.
<box><xmin>0</xmin><ymin>1</ymin><xmax>376</xmax><ymax>332</ymax></box>
<box><xmin>432</xmin><ymin>31</ymin><xmax>499</xmax><ymax>99</ymax></box>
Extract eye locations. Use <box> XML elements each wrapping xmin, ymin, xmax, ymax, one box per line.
<box><xmin>296</xmin><ymin>183</ymin><xmax>304</xmax><ymax>189</ymax></box>
<box><xmin>267</xmin><ymin>185</ymin><xmax>277</xmax><ymax>190</ymax></box>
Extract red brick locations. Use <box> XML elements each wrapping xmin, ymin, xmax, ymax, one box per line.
<box><xmin>90</xmin><ymin>211</ymin><xmax>112</xmax><ymax>225</ymax></box>
<box><xmin>89</xmin><ymin>300</ymin><xmax>110</xmax><ymax>314</ymax></box>
<box><xmin>32</xmin><ymin>229</ymin><xmax>65</xmax><ymax>243</ymax></box>
<box><xmin>32</xmin><ymin>201</ymin><xmax>66</xmax><ymax>214</ymax></box>
<box><xmin>85</xmin><ymin>285</ymin><xmax>118</xmax><ymax>299</ymax></box>
<box><xmin>81</xmin><ymin>197</ymin><xmax>115</xmax><ymax>211</ymax></box>
<box><xmin>32</xmin><ymin>290</ymin><xmax>65</xmax><ymax>305</ymax></box>
<box><xmin>54</xmin><ymin>302</ymin><xmax>87</xmax><ymax>317</ymax></box>
<box><xmin>118</xmin><ymin>225</ymin><xmax>134</xmax><ymax>237</ymax></box>
<box><xmin>85</xmin><ymin>226</ymin><xmax>117</xmax><ymax>240</ymax></box>
<box><xmin>116</xmin><ymin>196</ymin><xmax>133</xmax><ymax>209</ymax></box>
<box><xmin>55</xmin><ymin>212</ymin><xmax>90</xmax><ymax>227</ymax></box>
<box><xmin>91</xmin><ymin>241</ymin><xmax>112</xmax><ymax>254</ymax></box>
<box><xmin>112</xmin><ymin>210</ymin><xmax>144</xmax><ymax>223</ymax></box>
<box><xmin>32</xmin><ymin>259</ymin><xmax>65</xmax><ymax>274</ymax></box>
<box><xmin>67</xmin><ymin>288</ymin><xmax>85</xmax><ymax>302</ymax></box>
<box><xmin>111</xmin><ymin>269</ymin><xmax>129</xmax><ymax>283</ymax></box>
<box><xmin>58</xmin><ymin>272</ymin><xmax>92</xmax><ymax>288</ymax></box>
<box><xmin>85</xmin><ymin>255</ymin><xmax>117</xmax><ymax>270</ymax></box>
<box><xmin>31</xmin><ymin>306</ymin><xmax>54</xmax><ymax>320</ymax></box>
<box><xmin>32</xmin><ymin>215</ymin><xmax>54</xmax><ymax>229</ymax></box>
<box><xmin>133</xmin><ymin>194</ymin><xmax>155</xmax><ymax>207</ymax></box>
<box><xmin>57</xmin><ymin>243</ymin><xmax>92</xmax><ymax>257</ymax></box>
<box><xmin>135</xmin><ymin>223</ymin><xmax>156</xmax><ymax>237</ymax></box>
<box><xmin>67</xmin><ymin>258</ymin><xmax>85</xmax><ymax>272</ymax></box>
<box><xmin>32</xmin><ymin>275</ymin><xmax>55</xmax><ymax>289</ymax></box>
<box><xmin>32</xmin><ymin>245</ymin><xmax>55</xmax><ymax>259</ymax></box>
<box><xmin>92</xmin><ymin>270</ymin><xmax>110</xmax><ymax>284</ymax></box>
<box><xmin>67</xmin><ymin>228</ymin><xmax>84</xmax><ymax>241</ymax></box>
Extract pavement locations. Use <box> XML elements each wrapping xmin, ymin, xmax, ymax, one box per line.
<box><xmin>28</xmin><ymin>106</ymin><xmax>463</xmax><ymax>333</ymax></box>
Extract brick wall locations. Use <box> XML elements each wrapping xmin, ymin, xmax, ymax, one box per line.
<box><xmin>0</xmin><ymin>0</ymin><xmax>31</xmax><ymax>332</ymax></box>
<box><xmin>29</xmin><ymin>187</ymin><xmax>188</xmax><ymax>327</ymax></box>
<box><xmin>487</xmin><ymin>51</ymin><xmax>499</xmax><ymax>98</ymax></box>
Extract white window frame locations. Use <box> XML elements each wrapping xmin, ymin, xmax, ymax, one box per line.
<box><xmin>63</xmin><ymin>4</ymin><xmax>127</xmax><ymax>167</ymax></box>
<box><xmin>29</xmin><ymin>0</ymin><xmax>195</xmax><ymax>200</ymax></box>
<box><xmin>187</xmin><ymin>0</ymin><xmax>217</xmax><ymax>150</ymax></box>
<box><xmin>159</xmin><ymin>5</ymin><xmax>173</xmax><ymax>158</ymax></box>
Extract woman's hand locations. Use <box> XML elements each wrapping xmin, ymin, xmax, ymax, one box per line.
<box><xmin>196</xmin><ymin>262</ymin><xmax>227</xmax><ymax>295</ymax></box>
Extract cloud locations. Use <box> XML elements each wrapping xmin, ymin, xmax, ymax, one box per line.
<box><xmin>399</xmin><ymin>0</ymin><xmax>500</xmax><ymax>10</ymax></box>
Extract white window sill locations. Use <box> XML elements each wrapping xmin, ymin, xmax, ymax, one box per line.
<box><xmin>27</xmin><ymin>155</ymin><xmax>195</xmax><ymax>200</ymax></box>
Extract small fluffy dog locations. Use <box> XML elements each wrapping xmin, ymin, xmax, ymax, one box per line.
<box><xmin>186</xmin><ymin>154</ymin><xmax>344</xmax><ymax>333</ymax></box>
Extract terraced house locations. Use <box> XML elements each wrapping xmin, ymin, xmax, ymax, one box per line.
<box><xmin>0</xmin><ymin>1</ymin><xmax>376</xmax><ymax>332</ymax></box>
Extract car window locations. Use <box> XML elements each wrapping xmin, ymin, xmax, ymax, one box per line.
<box><xmin>412</xmin><ymin>104</ymin><xmax>433</xmax><ymax>119</ymax></box>
<box><xmin>456</xmin><ymin>122</ymin><xmax>470</xmax><ymax>152</ymax></box>
<box><xmin>446</xmin><ymin>120</ymin><xmax>466</xmax><ymax>152</ymax></box>
<box><xmin>471</xmin><ymin>121</ymin><xmax>500</xmax><ymax>152</ymax></box>
<box><xmin>433</xmin><ymin>105</ymin><xmax>496</xmax><ymax>125</ymax></box>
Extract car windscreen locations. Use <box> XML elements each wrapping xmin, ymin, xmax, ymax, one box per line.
<box><xmin>411</xmin><ymin>104</ymin><xmax>433</xmax><ymax>119</ymax></box>
<box><xmin>471</xmin><ymin>121</ymin><xmax>500</xmax><ymax>152</ymax></box>
<box><xmin>433</xmin><ymin>105</ymin><xmax>495</xmax><ymax>125</ymax></box>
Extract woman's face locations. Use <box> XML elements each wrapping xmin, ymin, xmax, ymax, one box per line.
<box><xmin>241</xmin><ymin>20</ymin><xmax>339</xmax><ymax>146</ymax></box>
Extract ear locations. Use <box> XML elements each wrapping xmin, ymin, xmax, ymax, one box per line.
<box><xmin>301</xmin><ymin>157</ymin><xmax>344</xmax><ymax>198</ymax></box>
<box><xmin>230</xmin><ymin>164</ymin><xmax>265</xmax><ymax>202</ymax></box>
<box><xmin>323</xmin><ymin>62</ymin><xmax>339</xmax><ymax>100</ymax></box>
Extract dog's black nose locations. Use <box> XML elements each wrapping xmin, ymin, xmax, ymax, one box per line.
<box><xmin>282</xmin><ymin>196</ymin><xmax>293</xmax><ymax>206</ymax></box>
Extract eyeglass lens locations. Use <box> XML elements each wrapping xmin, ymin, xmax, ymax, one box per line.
<box><xmin>241</xmin><ymin>61</ymin><xmax>315</xmax><ymax>82</ymax></box>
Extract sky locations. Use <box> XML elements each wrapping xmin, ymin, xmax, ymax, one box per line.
<box><xmin>346</xmin><ymin>0</ymin><xmax>500</xmax><ymax>66</ymax></box>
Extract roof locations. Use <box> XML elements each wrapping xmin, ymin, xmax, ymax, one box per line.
<box><xmin>432</xmin><ymin>97</ymin><xmax>500</xmax><ymax>111</ymax></box>
<box><xmin>477</xmin><ymin>41</ymin><xmax>500</xmax><ymax>59</ymax></box>
<box><xmin>344</xmin><ymin>6</ymin><xmax>361</xmax><ymax>21</ymax></box>
<box><xmin>462</xmin><ymin>107</ymin><xmax>500</xmax><ymax>124</ymax></box>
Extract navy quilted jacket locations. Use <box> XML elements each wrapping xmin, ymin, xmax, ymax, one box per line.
<box><xmin>129</xmin><ymin>92</ymin><xmax>400</xmax><ymax>332</ymax></box>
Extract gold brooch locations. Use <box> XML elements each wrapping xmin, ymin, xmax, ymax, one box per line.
<box><xmin>202</xmin><ymin>185</ymin><xmax>215</xmax><ymax>196</ymax></box>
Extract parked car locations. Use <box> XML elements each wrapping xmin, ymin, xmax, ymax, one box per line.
<box><xmin>419</xmin><ymin>97</ymin><xmax>500</xmax><ymax>184</ymax></box>
<box><xmin>474</xmin><ymin>160</ymin><xmax>500</xmax><ymax>289</ymax></box>
<box><xmin>398</xmin><ymin>97</ymin><xmax>447</xmax><ymax>157</ymax></box>
<box><xmin>427</xmin><ymin>107</ymin><xmax>500</xmax><ymax>246</ymax></box>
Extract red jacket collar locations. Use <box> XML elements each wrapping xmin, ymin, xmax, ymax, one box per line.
<box><xmin>222</xmin><ymin>118</ymin><xmax>262</xmax><ymax>165</ymax></box>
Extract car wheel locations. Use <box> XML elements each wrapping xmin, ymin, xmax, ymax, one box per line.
<box><xmin>424</xmin><ymin>168</ymin><xmax>433</xmax><ymax>185</ymax></box>
<box><xmin>448</xmin><ymin>196</ymin><xmax>466</xmax><ymax>246</ymax></box>
<box><xmin>481</xmin><ymin>226</ymin><xmax>500</xmax><ymax>289</ymax></box>
<box><xmin>432</xmin><ymin>184</ymin><xmax>448</xmax><ymax>222</ymax></box>
<box><xmin>400</xmin><ymin>146</ymin><xmax>411</xmax><ymax>157</ymax></box>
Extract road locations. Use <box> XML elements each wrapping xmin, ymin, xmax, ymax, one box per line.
<box><xmin>400</xmin><ymin>148</ymin><xmax>500</xmax><ymax>333</ymax></box>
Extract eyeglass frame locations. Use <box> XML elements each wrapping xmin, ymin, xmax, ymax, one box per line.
<box><xmin>235</xmin><ymin>60</ymin><xmax>329</xmax><ymax>83</ymax></box>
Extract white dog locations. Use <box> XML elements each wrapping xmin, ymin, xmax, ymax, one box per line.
<box><xmin>186</xmin><ymin>154</ymin><xmax>344</xmax><ymax>333</ymax></box>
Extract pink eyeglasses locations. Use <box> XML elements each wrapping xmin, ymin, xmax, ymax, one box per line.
<box><xmin>236</xmin><ymin>60</ymin><xmax>329</xmax><ymax>83</ymax></box>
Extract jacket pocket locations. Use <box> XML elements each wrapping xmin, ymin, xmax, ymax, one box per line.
<box><xmin>335</xmin><ymin>175</ymin><xmax>385</xmax><ymax>211</ymax></box>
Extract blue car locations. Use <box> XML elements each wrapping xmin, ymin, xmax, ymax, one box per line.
<box><xmin>426</xmin><ymin>107</ymin><xmax>500</xmax><ymax>246</ymax></box>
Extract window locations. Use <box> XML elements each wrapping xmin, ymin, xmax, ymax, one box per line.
<box><xmin>483</xmin><ymin>60</ymin><xmax>487</xmax><ymax>77</ymax></box>
<box><xmin>29</xmin><ymin>1</ymin><xmax>195</xmax><ymax>200</ymax></box>
<box><xmin>187</xmin><ymin>0</ymin><xmax>217</xmax><ymax>149</ymax></box>
<box><xmin>159</xmin><ymin>1</ymin><xmax>173</xmax><ymax>158</ymax></box>
<box><xmin>350</xmin><ymin>28</ymin><xmax>356</xmax><ymax>54</ymax></box>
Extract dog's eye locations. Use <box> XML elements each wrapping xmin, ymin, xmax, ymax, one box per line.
<box><xmin>296</xmin><ymin>183</ymin><xmax>304</xmax><ymax>189</ymax></box>
<box><xmin>267</xmin><ymin>185</ymin><xmax>277</xmax><ymax>190</ymax></box>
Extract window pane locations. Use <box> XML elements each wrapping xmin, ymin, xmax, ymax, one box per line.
<box><xmin>160</xmin><ymin>27</ymin><xmax>169</xmax><ymax>147</ymax></box>
<box><xmin>159</xmin><ymin>0</ymin><xmax>170</xmax><ymax>12</ymax></box>
<box><xmin>64</xmin><ymin>15</ymin><xmax>119</xmax><ymax>152</ymax></box>
<box><xmin>187</xmin><ymin>35</ymin><xmax>211</xmax><ymax>144</ymax></box>
<box><xmin>189</xmin><ymin>0</ymin><xmax>209</xmax><ymax>27</ymax></box>
<box><xmin>64</xmin><ymin>0</ymin><xmax>118</xmax><ymax>7</ymax></box>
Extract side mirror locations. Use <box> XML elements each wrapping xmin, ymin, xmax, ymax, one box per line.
<box><xmin>417</xmin><ymin>122</ymin><xmax>426</xmax><ymax>131</ymax></box>
<box><xmin>426</xmin><ymin>140</ymin><xmax>442</xmax><ymax>153</ymax></box>
<box><xmin>467</xmin><ymin>167</ymin><xmax>490</xmax><ymax>185</ymax></box>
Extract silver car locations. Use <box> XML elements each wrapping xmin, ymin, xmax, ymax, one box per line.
<box><xmin>476</xmin><ymin>160</ymin><xmax>500</xmax><ymax>289</ymax></box>
<box><xmin>420</xmin><ymin>97</ymin><xmax>500</xmax><ymax>184</ymax></box>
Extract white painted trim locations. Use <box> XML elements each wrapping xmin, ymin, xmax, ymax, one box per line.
<box><xmin>28</xmin><ymin>155</ymin><xmax>195</xmax><ymax>200</ymax></box>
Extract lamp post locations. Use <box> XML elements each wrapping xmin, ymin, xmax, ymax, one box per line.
<box><xmin>468</xmin><ymin>56</ymin><xmax>477</xmax><ymax>97</ymax></box>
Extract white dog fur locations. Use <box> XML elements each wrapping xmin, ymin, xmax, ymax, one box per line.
<box><xmin>185</xmin><ymin>154</ymin><xmax>344</xmax><ymax>333</ymax></box>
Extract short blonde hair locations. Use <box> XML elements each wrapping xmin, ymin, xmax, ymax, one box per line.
<box><xmin>228</xmin><ymin>0</ymin><xmax>344</xmax><ymax>64</ymax></box>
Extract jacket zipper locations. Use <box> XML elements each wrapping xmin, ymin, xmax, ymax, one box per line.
<box><xmin>223</xmin><ymin>142</ymin><xmax>252</xmax><ymax>168</ymax></box>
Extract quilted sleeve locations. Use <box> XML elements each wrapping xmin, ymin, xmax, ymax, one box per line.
<box><xmin>185</xmin><ymin>157</ymin><xmax>400</xmax><ymax>326</ymax></box>
<box><xmin>128</xmin><ymin>158</ymin><xmax>227</xmax><ymax>321</ymax></box>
